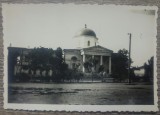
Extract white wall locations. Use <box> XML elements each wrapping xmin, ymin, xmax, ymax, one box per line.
<box><xmin>74</xmin><ymin>36</ymin><xmax>98</xmax><ymax>48</ymax></box>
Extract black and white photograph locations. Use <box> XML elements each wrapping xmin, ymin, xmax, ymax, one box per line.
<box><xmin>3</xmin><ymin>3</ymin><xmax>158</xmax><ymax>111</ymax></box>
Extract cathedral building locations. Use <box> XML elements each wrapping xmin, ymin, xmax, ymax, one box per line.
<box><xmin>8</xmin><ymin>25</ymin><xmax>113</xmax><ymax>80</ymax></box>
<box><xmin>64</xmin><ymin>25</ymin><xmax>113</xmax><ymax>74</ymax></box>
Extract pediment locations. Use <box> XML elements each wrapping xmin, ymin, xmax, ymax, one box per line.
<box><xmin>83</xmin><ymin>45</ymin><xmax>113</xmax><ymax>53</ymax></box>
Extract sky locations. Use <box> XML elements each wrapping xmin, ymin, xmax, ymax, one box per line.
<box><xmin>2</xmin><ymin>4</ymin><xmax>157</xmax><ymax>67</ymax></box>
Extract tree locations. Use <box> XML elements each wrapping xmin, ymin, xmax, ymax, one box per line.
<box><xmin>111</xmin><ymin>49</ymin><xmax>131</xmax><ymax>82</ymax></box>
<box><xmin>144</xmin><ymin>56</ymin><xmax>154</xmax><ymax>83</ymax></box>
<box><xmin>12</xmin><ymin>46</ymin><xmax>69</xmax><ymax>83</ymax></box>
<box><xmin>52</xmin><ymin>47</ymin><xmax>63</xmax><ymax>82</ymax></box>
<box><xmin>83</xmin><ymin>61</ymin><xmax>92</xmax><ymax>72</ymax></box>
<box><xmin>8</xmin><ymin>49</ymin><xmax>20</xmax><ymax>82</ymax></box>
<box><xmin>83</xmin><ymin>56</ymin><xmax>98</xmax><ymax>73</ymax></box>
<box><xmin>27</xmin><ymin>47</ymin><xmax>55</xmax><ymax>82</ymax></box>
<box><xmin>49</xmin><ymin>47</ymin><xmax>70</xmax><ymax>82</ymax></box>
<box><xmin>83</xmin><ymin>56</ymin><xmax>98</xmax><ymax>82</ymax></box>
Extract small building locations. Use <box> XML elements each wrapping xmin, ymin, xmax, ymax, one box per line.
<box><xmin>133</xmin><ymin>66</ymin><xmax>145</xmax><ymax>77</ymax></box>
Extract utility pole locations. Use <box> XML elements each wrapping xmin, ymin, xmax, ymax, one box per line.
<box><xmin>128</xmin><ymin>33</ymin><xmax>132</xmax><ymax>84</ymax></box>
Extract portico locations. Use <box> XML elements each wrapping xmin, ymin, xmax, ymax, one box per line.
<box><xmin>81</xmin><ymin>45</ymin><xmax>112</xmax><ymax>74</ymax></box>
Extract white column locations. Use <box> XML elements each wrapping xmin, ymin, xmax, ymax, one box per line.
<box><xmin>92</xmin><ymin>55</ymin><xmax>94</xmax><ymax>59</ymax></box>
<box><xmin>100</xmin><ymin>55</ymin><xmax>103</xmax><ymax>65</ymax></box>
<box><xmin>92</xmin><ymin>55</ymin><xmax>95</xmax><ymax>72</ymax></box>
<box><xmin>109</xmin><ymin>56</ymin><xmax>111</xmax><ymax>74</ymax></box>
<box><xmin>82</xmin><ymin>54</ymin><xmax>85</xmax><ymax>72</ymax></box>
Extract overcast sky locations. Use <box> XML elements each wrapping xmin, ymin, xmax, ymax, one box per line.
<box><xmin>2</xmin><ymin>4</ymin><xmax>157</xmax><ymax>67</ymax></box>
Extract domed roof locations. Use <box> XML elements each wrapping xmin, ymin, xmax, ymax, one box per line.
<box><xmin>75</xmin><ymin>25</ymin><xmax>97</xmax><ymax>38</ymax></box>
<box><xmin>78</xmin><ymin>28</ymin><xmax>96</xmax><ymax>37</ymax></box>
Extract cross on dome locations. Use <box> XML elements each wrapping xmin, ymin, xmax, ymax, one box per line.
<box><xmin>85</xmin><ymin>24</ymin><xmax>87</xmax><ymax>28</ymax></box>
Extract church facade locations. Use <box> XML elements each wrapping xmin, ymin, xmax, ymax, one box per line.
<box><xmin>64</xmin><ymin>25</ymin><xmax>113</xmax><ymax>74</ymax></box>
<box><xmin>8</xmin><ymin>25</ymin><xmax>113</xmax><ymax>78</ymax></box>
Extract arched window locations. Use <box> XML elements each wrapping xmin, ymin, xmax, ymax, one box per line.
<box><xmin>88</xmin><ymin>41</ymin><xmax>90</xmax><ymax>46</ymax></box>
<box><xmin>71</xmin><ymin>56</ymin><xmax>77</xmax><ymax>62</ymax></box>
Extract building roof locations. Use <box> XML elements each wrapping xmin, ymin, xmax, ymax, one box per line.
<box><xmin>64</xmin><ymin>45</ymin><xmax>113</xmax><ymax>54</ymax></box>
<box><xmin>8</xmin><ymin>47</ymin><xmax>32</xmax><ymax>51</ymax></box>
<box><xmin>82</xmin><ymin>45</ymin><xmax>113</xmax><ymax>53</ymax></box>
<box><xmin>63</xmin><ymin>49</ymin><xmax>81</xmax><ymax>52</ymax></box>
<box><xmin>132</xmin><ymin>66</ymin><xmax>144</xmax><ymax>70</ymax></box>
<box><xmin>76</xmin><ymin>28</ymin><xmax>97</xmax><ymax>38</ymax></box>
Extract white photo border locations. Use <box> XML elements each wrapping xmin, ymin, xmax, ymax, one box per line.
<box><xmin>2</xmin><ymin>4</ymin><xmax>159</xmax><ymax>112</ymax></box>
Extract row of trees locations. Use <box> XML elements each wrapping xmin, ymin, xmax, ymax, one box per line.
<box><xmin>9</xmin><ymin>47</ymin><xmax>83</xmax><ymax>83</ymax></box>
<box><xmin>111</xmin><ymin>48</ymin><xmax>154</xmax><ymax>83</ymax></box>
<box><xmin>8</xmin><ymin>46</ymin><xmax>153</xmax><ymax>83</ymax></box>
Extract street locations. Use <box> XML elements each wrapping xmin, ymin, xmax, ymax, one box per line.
<box><xmin>8</xmin><ymin>83</ymin><xmax>154</xmax><ymax>105</ymax></box>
